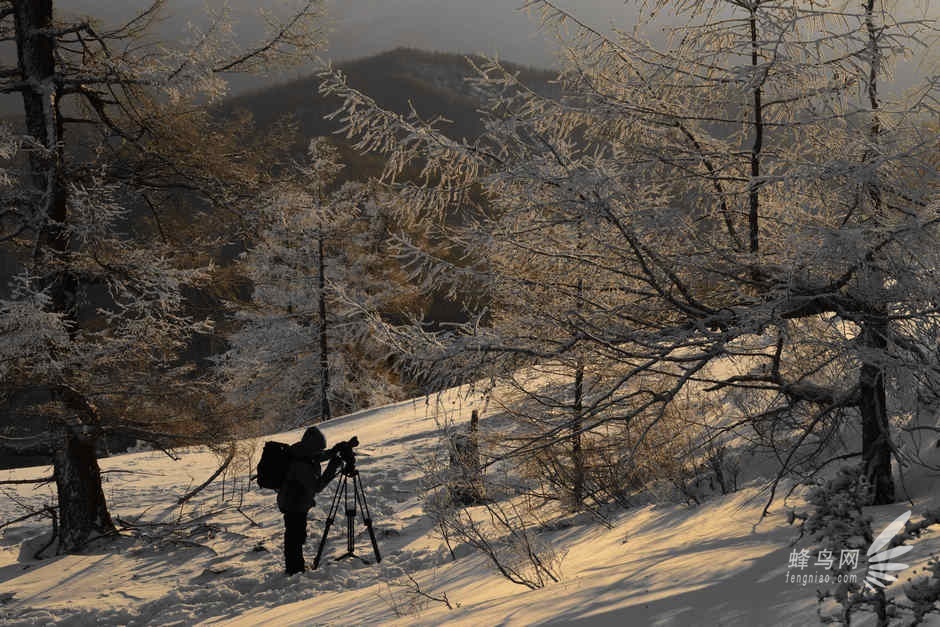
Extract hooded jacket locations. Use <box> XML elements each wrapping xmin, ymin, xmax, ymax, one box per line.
<box><xmin>277</xmin><ymin>427</ymin><xmax>334</xmax><ymax>514</ymax></box>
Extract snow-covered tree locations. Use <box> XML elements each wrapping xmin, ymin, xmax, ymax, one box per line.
<box><xmin>319</xmin><ymin>0</ymin><xmax>939</xmax><ymax>508</ymax></box>
<box><xmin>0</xmin><ymin>0</ymin><xmax>324</xmax><ymax>552</ymax></box>
<box><xmin>216</xmin><ymin>138</ymin><xmax>419</xmax><ymax>429</ymax></box>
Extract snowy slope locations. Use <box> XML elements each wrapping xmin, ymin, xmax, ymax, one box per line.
<box><xmin>1</xmin><ymin>385</ymin><xmax>938</xmax><ymax>626</ymax></box>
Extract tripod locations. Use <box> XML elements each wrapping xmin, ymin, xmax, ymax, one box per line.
<box><xmin>313</xmin><ymin>466</ymin><xmax>382</xmax><ymax>569</ymax></box>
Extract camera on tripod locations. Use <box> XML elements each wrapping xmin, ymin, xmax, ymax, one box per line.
<box><xmin>314</xmin><ymin>434</ymin><xmax>381</xmax><ymax>569</ymax></box>
<box><xmin>332</xmin><ymin>435</ymin><xmax>359</xmax><ymax>473</ymax></box>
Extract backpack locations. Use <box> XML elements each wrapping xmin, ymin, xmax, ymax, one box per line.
<box><xmin>256</xmin><ymin>441</ymin><xmax>291</xmax><ymax>490</ymax></box>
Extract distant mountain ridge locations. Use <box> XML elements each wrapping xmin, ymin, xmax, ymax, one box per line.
<box><xmin>223</xmin><ymin>47</ymin><xmax>557</xmax><ymax>152</ymax></box>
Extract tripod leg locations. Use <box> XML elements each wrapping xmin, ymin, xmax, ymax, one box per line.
<box><xmin>354</xmin><ymin>473</ymin><xmax>382</xmax><ymax>564</ymax></box>
<box><xmin>345</xmin><ymin>472</ymin><xmax>356</xmax><ymax>556</ymax></box>
<box><xmin>313</xmin><ymin>473</ymin><xmax>346</xmax><ymax>570</ymax></box>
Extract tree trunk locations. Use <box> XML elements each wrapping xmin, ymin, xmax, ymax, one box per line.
<box><xmin>570</xmin><ymin>269</ymin><xmax>585</xmax><ymax>509</ymax></box>
<box><xmin>52</xmin><ymin>423</ymin><xmax>114</xmax><ymax>552</ymax></box>
<box><xmin>317</xmin><ymin>229</ymin><xmax>331</xmax><ymax>419</ymax></box>
<box><xmin>15</xmin><ymin>0</ymin><xmax>116</xmax><ymax>551</ymax></box>
<box><xmin>859</xmin><ymin>314</ymin><xmax>894</xmax><ymax>505</ymax></box>
<box><xmin>571</xmin><ymin>357</ymin><xmax>585</xmax><ymax>509</ymax></box>
<box><xmin>14</xmin><ymin>0</ymin><xmax>68</xmax><ymax>251</ymax></box>
<box><xmin>747</xmin><ymin>8</ymin><xmax>764</xmax><ymax>254</ymax></box>
<box><xmin>856</xmin><ymin>0</ymin><xmax>893</xmax><ymax>507</ymax></box>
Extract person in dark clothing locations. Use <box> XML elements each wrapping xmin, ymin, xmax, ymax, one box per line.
<box><xmin>277</xmin><ymin>426</ymin><xmax>344</xmax><ymax>575</ymax></box>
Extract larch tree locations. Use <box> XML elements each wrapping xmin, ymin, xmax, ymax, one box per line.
<box><xmin>0</xmin><ymin>0</ymin><xmax>324</xmax><ymax>552</ymax></box>
<box><xmin>216</xmin><ymin>138</ymin><xmax>419</xmax><ymax>429</ymax></box>
<box><xmin>319</xmin><ymin>0</ymin><xmax>938</xmax><ymax>509</ymax></box>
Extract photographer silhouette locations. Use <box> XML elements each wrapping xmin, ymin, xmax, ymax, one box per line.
<box><xmin>276</xmin><ymin>426</ymin><xmax>348</xmax><ymax>575</ymax></box>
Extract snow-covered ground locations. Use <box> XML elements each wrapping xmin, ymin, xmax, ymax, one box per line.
<box><xmin>1</xmin><ymin>386</ymin><xmax>938</xmax><ymax>626</ymax></box>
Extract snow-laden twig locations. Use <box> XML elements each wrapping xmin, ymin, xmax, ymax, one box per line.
<box><xmin>176</xmin><ymin>446</ymin><xmax>236</xmax><ymax>506</ymax></box>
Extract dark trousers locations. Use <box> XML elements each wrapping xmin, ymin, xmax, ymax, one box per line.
<box><xmin>283</xmin><ymin>511</ymin><xmax>308</xmax><ymax>575</ymax></box>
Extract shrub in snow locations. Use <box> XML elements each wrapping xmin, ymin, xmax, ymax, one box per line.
<box><xmin>800</xmin><ymin>466</ymin><xmax>940</xmax><ymax>625</ymax></box>
<box><xmin>799</xmin><ymin>466</ymin><xmax>883</xmax><ymax>624</ymax></box>
<box><xmin>903</xmin><ymin>557</ymin><xmax>940</xmax><ymax>625</ymax></box>
<box><xmin>427</xmin><ymin>495</ymin><xmax>564</xmax><ymax>590</ymax></box>
<box><xmin>421</xmin><ymin>421</ymin><xmax>564</xmax><ymax>589</ymax></box>
<box><xmin>803</xmin><ymin>466</ymin><xmax>873</xmax><ymax>552</ymax></box>
<box><xmin>377</xmin><ymin>571</ymin><xmax>456</xmax><ymax>617</ymax></box>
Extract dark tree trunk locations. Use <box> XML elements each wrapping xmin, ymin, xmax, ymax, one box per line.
<box><xmin>747</xmin><ymin>8</ymin><xmax>764</xmax><ymax>254</ymax></box>
<box><xmin>568</xmin><ymin>219</ymin><xmax>587</xmax><ymax>510</ymax></box>
<box><xmin>14</xmin><ymin>0</ymin><xmax>116</xmax><ymax>551</ymax></box>
<box><xmin>52</xmin><ymin>423</ymin><xmax>114</xmax><ymax>552</ymax></box>
<box><xmin>14</xmin><ymin>0</ymin><xmax>68</xmax><ymax>248</ymax></box>
<box><xmin>570</xmin><ymin>271</ymin><xmax>585</xmax><ymax>509</ymax></box>
<box><xmin>571</xmin><ymin>357</ymin><xmax>585</xmax><ymax>508</ymax></box>
<box><xmin>857</xmin><ymin>0</ymin><xmax>893</xmax><ymax>507</ymax></box>
<box><xmin>317</xmin><ymin>229</ymin><xmax>331</xmax><ymax>419</ymax></box>
<box><xmin>859</xmin><ymin>315</ymin><xmax>894</xmax><ymax>505</ymax></box>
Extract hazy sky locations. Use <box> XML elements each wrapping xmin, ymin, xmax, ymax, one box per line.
<box><xmin>19</xmin><ymin>0</ymin><xmax>940</xmax><ymax>98</ymax></box>
<box><xmin>56</xmin><ymin>1</ymin><xmax>642</xmax><ymax>67</ymax></box>
<box><xmin>52</xmin><ymin>1</ymin><xmax>935</xmax><ymax>82</ymax></box>
<box><xmin>323</xmin><ymin>0</ymin><xmax>648</xmax><ymax>67</ymax></box>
